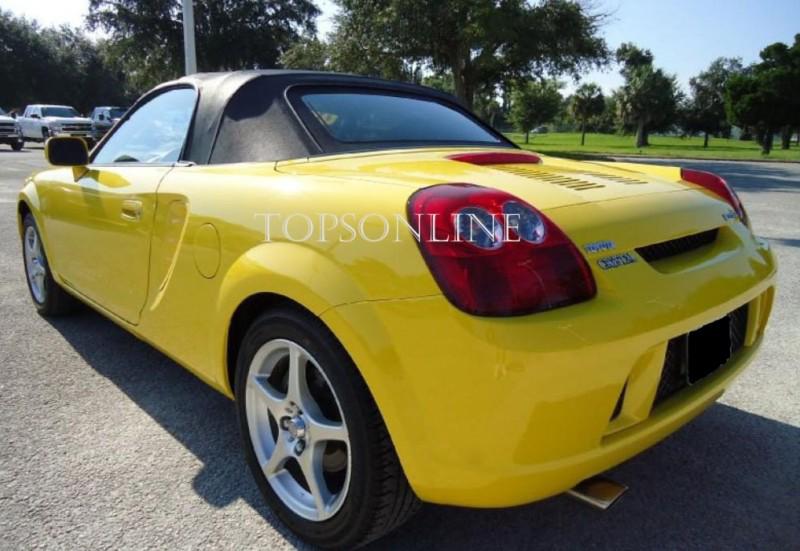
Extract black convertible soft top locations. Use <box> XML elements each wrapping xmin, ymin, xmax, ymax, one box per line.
<box><xmin>129</xmin><ymin>70</ymin><xmax>514</xmax><ymax>165</ymax></box>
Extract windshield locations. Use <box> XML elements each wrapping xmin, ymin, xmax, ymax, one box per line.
<box><xmin>42</xmin><ymin>106</ymin><xmax>80</xmax><ymax>118</ymax></box>
<box><xmin>298</xmin><ymin>90</ymin><xmax>502</xmax><ymax>145</ymax></box>
<box><xmin>0</xmin><ymin>108</ymin><xmax>6</xmax><ymax>116</ymax></box>
<box><xmin>110</xmin><ymin>108</ymin><xmax>127</xmax><ymax>119</ymax></box>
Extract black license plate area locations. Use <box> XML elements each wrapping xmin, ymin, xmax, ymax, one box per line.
<box><xmin>687</xmin><ymin>315</ymin><xmax>731</xmax><ymax>383</ymax></box>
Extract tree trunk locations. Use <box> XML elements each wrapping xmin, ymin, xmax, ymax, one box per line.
<box><xmin>635</xmin><ymin>120</ymin><xmax>648</xmax><ymax>148</ymax></box>
<box><xmin>780</xmin><ymin>126</ymin><xmax>791</xmax><ymax>150</ymax></box>
<box><xmin>703</xmin><ymin>132</ymin><xmax>709</xmax><ymax>148</ymax></box>
<box><xmin>796</xmin><ymin>127</ymin><xmax>800</xmax><ymax>146</ymax></box>
<box><xmin>525</xmin><ymin>130</ymin><xmax>530</xmax><ymax>144</ymax></box>
<box><xmin>580</xmin><ymin>121</ymin><xmax>586</xmax><ymax>146</ymax></box>
<box><xmin>450</xmin><ymin>53</ymin><xmax>473</xmax><ymax>109</ymax></box>
<box><xmin>755</xmin><ymin>127</ymin><xmax>765</xmax><ymax>146</ymax></box>
<box><xmin>761</xmin><ymin>129</ymin><xmax>774</xmax><ymax>155</ymax></box>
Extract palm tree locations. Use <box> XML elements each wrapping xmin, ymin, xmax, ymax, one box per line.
<box><xmin>571</xmin><ymin>83</ymin><xmax>605</xmax><ymax>146</ymax></box>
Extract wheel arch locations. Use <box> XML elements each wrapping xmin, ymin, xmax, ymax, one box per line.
<box><xmin>225</xmin><ymin>292</ymin><xmax>314</xmax><ymax>396</ymax></box>
<box><xmin>217</xmin><ymin>241</ymin><xmax>370</xmax><ymax>396</ymax></box>
<box><xmin>17</xmin><ymin>199</ymin><xmax>32</xmax><ymax>238</ymax></box>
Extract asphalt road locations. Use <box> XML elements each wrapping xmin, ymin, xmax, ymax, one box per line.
<box><xmin>1</xmin><ymin>147</ymin><xmax>798</xmax><ymax>550</ymax></box>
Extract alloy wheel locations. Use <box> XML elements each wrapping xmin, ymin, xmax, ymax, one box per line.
<box><xmin>23</xmin><ymin>225</ymin><xmax>47</xmax><ymax>304</ymax></box>
<box><xmin>245</xmin><ymin>338</ymin><xmax>351</xmax><ymax>521</ymax></box>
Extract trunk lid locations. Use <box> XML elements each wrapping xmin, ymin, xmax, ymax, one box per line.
<box><xmin>276</xmin><ymin>147</ymin><xmax>690</xmax><ymax>211</ymax></box>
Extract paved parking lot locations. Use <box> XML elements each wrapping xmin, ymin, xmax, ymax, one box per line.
<box><xmin>1</xmin><ymin>147</ymin><xmax>798</xmax><ymax>549</ymax></box>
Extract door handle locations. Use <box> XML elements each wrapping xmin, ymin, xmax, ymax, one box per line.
<box><xmin>121</xmin><ymin>199</ymin><xmax>143</xmax><ymax>221</ymax></box>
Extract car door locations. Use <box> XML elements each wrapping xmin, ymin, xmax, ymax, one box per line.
<box><xmin>41</xmin><ymin>86</ymin><xmax>198</xmax><ymax>324</ymax></box>
<box><xmin>20</xmin><ymin>106</ymin><xmax>37</xmax><ymax>138</ymax></box>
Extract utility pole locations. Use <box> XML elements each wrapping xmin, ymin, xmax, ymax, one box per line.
<box><xmin>182</xmin><ymin>0</ymin><xmax>197</xmax><ymax>75</ymax></box>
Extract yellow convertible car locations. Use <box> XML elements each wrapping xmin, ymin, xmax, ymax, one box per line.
<box><xmin>18</xmin><ymin>71</ymin><xmax>776</xmax><ymax>548</ymax></box>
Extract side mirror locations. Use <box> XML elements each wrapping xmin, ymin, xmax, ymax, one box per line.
<box><xmin>45</xmin><ymin>137</ymin><xmax>89</xmax><ymax>167</ymax></box>
<box><xmin>31</xmin><ymin>114</ymin><xmax>40</xmax><ymax>119</ymax></box>
<box><xmin>98</xmin><ymin>114</ymin><xmax>106</xmax><ymax>121</ymax></box>
<box><xmin>11</xmin><ymin>113</ymin><xmax>17</xmax><ymax>119</ymax></box>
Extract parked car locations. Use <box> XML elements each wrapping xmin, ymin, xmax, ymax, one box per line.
<box><xmin>18</xmin><ymin>71</ymin><xmax>776</xmax><ymax>549</ymax></box>
<box><xmin>89</xmin><ymin>106</ymin><xmax>128</xmax><ymax>141</ymax></box>
<box><xmin>0</xmin><ymin>107</ymin><xmax>24</xmax><ymax>151</ymax></box>
<box><xmin>17</xmin><ymin>104</ymin><xmax>92</xmax><ymax>145</ymax></box>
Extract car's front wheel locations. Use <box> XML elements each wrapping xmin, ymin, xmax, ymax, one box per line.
<box><xmin>11</xmin><ymin>140</ymin><xmax>23</xmax><ymax>151</ymax></box>
<box><xmin>235</xmin><ymin>308</ymin><xmax>419</xmax><ymax>548</ymax></box>
<box><xmin>21</xmin><ymin>214</ymin><xmax>77</xmax><ymax>316</ymax></box>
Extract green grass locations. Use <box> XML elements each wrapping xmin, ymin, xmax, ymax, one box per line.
<box><xmin>505</xmin><ymin>132</ymin><xmax>800</xmax><ymax>162</ymax></box>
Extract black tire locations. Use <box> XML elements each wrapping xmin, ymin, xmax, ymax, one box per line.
<box><xmin>21</xmin><ymin>214</ymin><xmax>78</xmax><ymax>316</ymax></box>
<box><xmin>41</xmin><ymin>127</ymin><xmax>50</xmax><ymax>141</ymax></box>
<box><xmin>11</xmin><ymin>140</ymin><xmax>23</xmax><ymax>151</ymax></box>
<box><xmin>235</xmin><ymin>307</ymin><xmax>420</xmax><ymax>549</ymax></box>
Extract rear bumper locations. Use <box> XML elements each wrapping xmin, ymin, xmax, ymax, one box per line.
<box><xmin>322</xmin><ymin>230</ymin><xmax>776</xmax><ymax>507</ymax></box>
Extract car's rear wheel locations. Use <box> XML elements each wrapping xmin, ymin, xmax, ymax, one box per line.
<box><xmin>235</xmin><ymin>308</ymin><xmax>419</xmax><ymax>548</ymax></box>
<box><xmin>21</xmin><ymin>214</ymin><xmax>78</xmax><ymax>316</ymax></box>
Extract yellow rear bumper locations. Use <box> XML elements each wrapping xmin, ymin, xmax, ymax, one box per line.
<box><xmin>321</xmin><ymin>235</ymin><xmax>776</xmax><ymax>507</ymax></box>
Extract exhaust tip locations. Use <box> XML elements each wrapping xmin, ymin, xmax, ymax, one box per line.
<box><xmin>566</xmin><ymin>475</ymin><xmax>628</xmax><ymax>510</ymax></box>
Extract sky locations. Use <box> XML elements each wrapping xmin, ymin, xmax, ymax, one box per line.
<box><xmin>2</xmin><ymin>0</ymin><xmax>798</xmax><ymax>93</ymax></box>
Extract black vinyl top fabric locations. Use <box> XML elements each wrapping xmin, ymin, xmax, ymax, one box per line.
<box><xmin>129</xmin><ymin>70</ymin><xmax>514</xmax><ymax>165</ymax></box>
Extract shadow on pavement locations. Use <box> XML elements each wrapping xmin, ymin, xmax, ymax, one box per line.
<box><xmin>46</xmin><ymin>308</ymin><xmax>307</xmax><ymax>548</ymax></box>
<box><xmin>47</xmin><ymin>308</ymin><xmax>800</xmax><ymax>550</ymax></box>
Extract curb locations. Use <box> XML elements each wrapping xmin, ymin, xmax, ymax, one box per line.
<box><xmin>539</xmin><ymin>151</ymin><xmax>800</xmax><ymax>164</ymax></box>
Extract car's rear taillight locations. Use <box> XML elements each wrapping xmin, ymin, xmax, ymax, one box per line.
<box><xmin>681</xmin><ymin>168</ymin><xmax>748</xmax><ymax>226</ymax></box>
<box><xmin>407</xmin><ymin>184</ymin><xmax>596</xmax><ymax>316</ymax></box>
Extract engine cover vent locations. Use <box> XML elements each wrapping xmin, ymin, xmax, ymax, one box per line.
<box><xmin>493</xmin><ymin>166</ymin><xmax>606</xmax><ymax>190</ymax></box>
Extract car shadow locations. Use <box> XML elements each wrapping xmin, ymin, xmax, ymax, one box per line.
<box><xmin>47</xmin><ymin>309</ymin><xmax>800</xmax><ymax>550</ymax></box>
<box><xmin>45</xmin><ymin>308</ymin><xmax>308</xmax><ymax>549</ymax></box>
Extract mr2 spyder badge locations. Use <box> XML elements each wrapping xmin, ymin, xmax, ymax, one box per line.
<box><xmin>583</xmin><ymin>240</ymin><xmax>616</xmax><ymax>254</ymax></box>
<box><xmin>597</xmin><ymin>252</ymin><xmax>637</xmax><ymax>270</ymax></box>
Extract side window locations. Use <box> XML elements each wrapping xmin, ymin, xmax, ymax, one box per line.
<box><xmin>93</xmin><ymin>88</ymin><xmax>197</xmax><ymax>164</ymax></box>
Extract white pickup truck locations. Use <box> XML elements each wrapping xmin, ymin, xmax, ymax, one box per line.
<box><xmin>0</xmin><ymin>108</ymin><xmax>23</xmax><ymax>151</ymax></box>
<box><xmin>18</xmin><ymin>104</ymin><xmax>93</xmax><ymax>145</ymax></box>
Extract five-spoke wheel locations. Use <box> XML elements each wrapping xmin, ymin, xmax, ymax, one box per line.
<box><xmin>21</xmin><ymin>214</ymin><xmax>76</xmax><ymax>316</ymax></box>
<box><xmin>235</xmin><ymin>308</ymin><xmax>419</xmax><ymax>548</ymax></box>
<box><xmin>23</xmin><ymin>224</ymin><xmax>47</xmax><ymax>304</ymax></box>
<box><xmin>245</xmin><ymin>338</ymin><xmax>351</xmax><ymax>521</ymax></box>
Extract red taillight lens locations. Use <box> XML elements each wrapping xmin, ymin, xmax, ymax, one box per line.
<box><xmin>681</xmin><ymin>168</ymin><xmax>748</xmax><ymax>225</ymax></box>
<box><xmin>407</xmin><ymin>184</ymin><xmax>596</xmax><ymax>316</ymax></box>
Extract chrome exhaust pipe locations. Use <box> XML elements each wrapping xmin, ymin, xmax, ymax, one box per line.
<box><xmin>566</xmin><ymin>475</ymin><xmax>628</xmax><ymax>510</ymax></box>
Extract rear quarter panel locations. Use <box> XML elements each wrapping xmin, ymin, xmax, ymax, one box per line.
<box><xmin>135</xmin><ymin>163</ymin><xmax>438</xmax><ymax>393</ymax></box>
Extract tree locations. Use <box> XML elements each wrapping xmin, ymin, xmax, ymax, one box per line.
<box><xmin>88</xmin><ymin>0</ymin><xmax>320</xmax><ymax>92</ymax></box>
<box><xmin>280</xmin><ymin>37</ymin><xmax>330</xmax><ymax>70</ymax></box>
<box><xmin>683</xmin><ymin>58</ymin><xmax>743</xmax><ymax>147</ymax></box>
<box><xmin>726</xmin><ymin>35</ymin><xmax>800</xmax><ymax>154</ymax></box>
<box><xmin>757</xmin><ymin>35</ymin><xmax>800</xmax><ymax>150</ymax></box>
<box><xmin>726</xmin><ymin>70</ymin><xmax>783</xmax><ymax>155</ymax></box>
<box><xmin>614</xmin><ymin>43</ymin><xmax>679</xmax><ymax>148</ymax></box>
<box><xmin>0</xmin><ymin>10</ymin><xmax>131</xmax><ymax>111</ymax></box>
<box><xmin>570</xmin><ymin>82</ymin><xmax>604</xmax><ymax>145</ymax></box>
<box><xmin>509</xmin><ymin>80</ymin><xmax>562</xmax><ymax>143</ymax></box>
<box><xmin>332</xmin><ymin>0</ymin><xmax>609</xmax><ymax>108</ymax></box>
